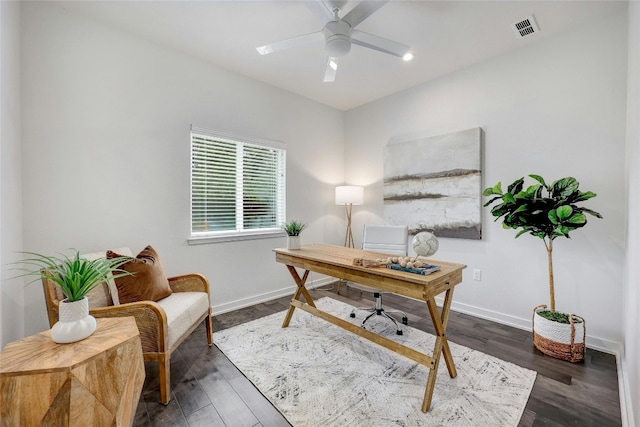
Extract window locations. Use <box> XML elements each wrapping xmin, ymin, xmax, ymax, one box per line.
<box><xmin>190</xmin><ymin>127</ymin><xmax>286</xmax><ymax>243</ymax></box>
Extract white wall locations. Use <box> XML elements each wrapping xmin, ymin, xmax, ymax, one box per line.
<box><xmin>345</xmin><ymin>10</ymin><xmax>628</xmax><ymax>348</ymax></box>
<box><xmin>624</xmin><ymin>2</ymin><xmax>639</xmax><ymax>425</ymax></box>
<box><xmin>1</xmin><ymin>0</ymin><xmax>24</xmax><ymax>347</ymax></box>
<box><xmin>19</xmin><ymin>2</ymin><xmax>345</xmax><ymax>335</ymax></box>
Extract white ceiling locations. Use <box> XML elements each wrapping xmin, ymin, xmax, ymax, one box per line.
<box><xmin>58</xmin><ymin>1</ymin><xmax>625</xmax><ymax>111</ymax></box>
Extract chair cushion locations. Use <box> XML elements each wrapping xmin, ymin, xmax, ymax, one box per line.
<box><xmin>156</xmin><ymin>292</ymin><xmax>210</xmax><ymax>349</ymax></box>
<box><xmin>362</xmin><ymin>225</ymin><xmax>408</xmax><ymax>256</ymax></box>
<box><xmin>107</xmin><ymin>245</ymin><xmax>172</xmax><ymax>304</ymax></box>
<box><xmin>82</xmin><ymin>247</ymin><xmax>134</xmax><ymax>306</ymax></box>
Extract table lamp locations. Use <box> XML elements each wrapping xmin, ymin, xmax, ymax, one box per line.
<box><xmin>335</xmin><ymin>185</ymin><xmax>364</xmax><ymax>248</ymax></box>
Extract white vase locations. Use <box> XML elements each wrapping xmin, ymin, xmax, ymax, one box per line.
<box><xmin>287</xmin><ymin>236</ymin><xmax>301</xmax><ymax>250</ymax></box>
<box><xmin>51</xmin><ymin>297</ymin><xmax>97</xmax><ymax>344</ymax></box>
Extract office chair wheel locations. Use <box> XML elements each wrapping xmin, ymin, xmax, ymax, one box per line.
<box><xmin>402</xmin><ymin>316</ymin><xmax>408</xmax><ymax>325</ymax></box>
<box><xmin>396</xmin><ymin>330</ymin><xmax>403</xmax><ymax>336</ymax></box>
<box><xmin>350</xmin><ymin>312</ymin><xmax>356</xmax><ymax>318</ymax></box>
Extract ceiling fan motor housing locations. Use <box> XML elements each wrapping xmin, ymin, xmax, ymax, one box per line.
<box><xmin>324</xmin><ymin>20</ymin><xmax>352</xmax><ymax>57</ymax></box>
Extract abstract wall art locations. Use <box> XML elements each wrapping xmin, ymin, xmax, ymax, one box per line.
<box><xmin>383</xmin><ymin>127</ymin><xmax>483</xmax><ymax>240</ymax></box>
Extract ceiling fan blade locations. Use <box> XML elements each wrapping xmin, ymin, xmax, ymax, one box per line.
<box><xmin>256</xmin><ymin>32</ymin><xmax>323</xmax><ymax>55</ymax></box>
<box><xmin>342</xmin><ymin>1</ymin><xmax>390</xmax><ymax>28</ymax></box>
<box><xmin>351</xmin><ymin>30</ymin><xmax>411</xmax><ymax>58</ymax></box>
<box><xmin>305</xmin><ymin>0</ymin><xmax>334</xmax><ymax>23</ymax></box>
<box><xmin>323</xmin><ymin>57</ymin><xmax>338</xmax><ymax>82</ymax></box>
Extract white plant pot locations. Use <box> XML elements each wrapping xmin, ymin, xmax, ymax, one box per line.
<box><xmin>534</xmin><ymin>309</ymin><xmax>585</xmax><ymax>344</ymax></box>
<box><xmin>532</xmin><ymin>305</ymin><xmax>585</xmax><ymax>362</ymax></box>
<box><xmin>51</xmin><ymin>297</ymin><xmax>97</xmax><ymax>344</ymax></box>
<box><xmin>287</xmin><ymin>236</ymin><xmax>301</xmax><ymax>250</ymax></box>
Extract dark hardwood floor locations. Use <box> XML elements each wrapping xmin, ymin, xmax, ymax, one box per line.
<box><xmin>133</xmin><ymin>286</ymin><xmax>621</xmax><ymax>426</ymax></box>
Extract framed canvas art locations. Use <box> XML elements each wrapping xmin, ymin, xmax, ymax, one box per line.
<box><xmin>383</xmin><ymin>127</ymin><xmax>483</xmax><ymax>240</ymax></box>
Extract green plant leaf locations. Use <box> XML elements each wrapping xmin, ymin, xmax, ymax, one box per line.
<box><xmin>556</xmin><ymin>205</ymin><xmax>573</xmax><ymax>220</ymax></box>
<box><xmin>491</xmin><ymin>204</ymin><xmax>511</xmax><ymax>218</ymax></box>
<box><xmin>283</xmin><ymin>220</ymin><xmax>306</xmax><ymax>236</ymax></box>
<box><xmin>510</xmin><ymin>204</ymin><xmax>529</xmax><ymax>214</ymax></box>
<box><xmin>573</xmin><ymin>190</ymin><xmax>597</xmax><ymax>202</ymax></box>
<box><xmin>506</xmin><ymin>177</ymin><xmax>524</xmax><ymax>195</ymax></box>
<box><xmin>12</xmin><ymin>250</ymin><xmax>133</xmax><ymax>301</ymax></box>
<box><xmin>548</xmin><ymin>210</ymin><xmax>559</xmax><ymax>225</ymax></box>
<box><xmin>483</xmin><ymin>196</ymin><xmax>503</xmax><ymax>207</ymax></box>
<box><xmin>483</xmin><ymin>182</ymin><xmax>503</xmax><ymax>196</ymax></box>
<box><xmin>503</xmin><ymin>192</ymin><xmax>515</xmax><ymax>204</ymax></box>
<box><xmin>483</xmin><ymin>187</ymin><xmax>498</xmax><ymax>196</ymax></box>
<box><xmin>567</xmin><ymin>213</ymin><xmax>587</xmax><ymax>225</ymax></box>
<box><xmin>529</xmin><ymin>174</ymin><xmax>547</xmax><ymax>188</ymax></box>
<box><xmin>581</xmin><ymin>208</ymin><xmax>603</xmax><ymax>218</ymax></box>
<box><xmin>552</xmin><ymin>177</ymin><xmax>579</xmax><ymax>198</ymax></box>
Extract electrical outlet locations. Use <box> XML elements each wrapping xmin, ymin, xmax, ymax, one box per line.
<box><xmin>473</xmin><ymin>269</ymin><xmax>482</xmax><ymax>281</ymax></box>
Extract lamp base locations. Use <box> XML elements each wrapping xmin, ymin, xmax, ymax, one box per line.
<box><xmin>344</xmin><ymin>203</ymin><xmax>355</xmax><ymax>248</ymax></box>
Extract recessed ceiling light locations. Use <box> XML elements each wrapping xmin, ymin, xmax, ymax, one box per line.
<box><xmin>403</xmin><ymin>53</ymin><xmax>414</xmax><ymax>61</ymax></box>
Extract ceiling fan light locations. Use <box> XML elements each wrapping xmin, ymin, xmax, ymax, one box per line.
<box><xmin>325</xmin><ymin>35</ymin><xmax>351</xmax><ymax>57</ymax></box>
<box><xmin>256</xmin><ymin>46</ymin><xmax>272</xmax><ymax>55</ymax></box>
<box><xmin>403</xmin><ymin>52</ymin><xmax>414</xmax><ymax>61</ymax></box>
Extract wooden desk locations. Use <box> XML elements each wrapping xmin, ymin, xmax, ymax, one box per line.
<box><xmin>274</xmin><ymin>244</ymin><xmax>466</xmax><ymax>412</ymax></box>
<box><xmin>0</xmin><ymin>317</ymin><xmax>145</xmax><ymax>426</ymax></box>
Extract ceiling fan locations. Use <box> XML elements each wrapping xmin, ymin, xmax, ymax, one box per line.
<box><xmin>256</xmin><ymin>0</ymin><xmax>413</xmax><ymax>83</ymax></box>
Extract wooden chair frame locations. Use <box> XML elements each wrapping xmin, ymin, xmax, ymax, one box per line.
<box><xmin>42</xmin><ymin>273</ymin><xmax>214</xmax><ymax>404</ymax></box>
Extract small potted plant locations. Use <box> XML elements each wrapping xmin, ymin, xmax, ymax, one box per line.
<box><xmin>483</xmin><ymin>175</ymin><xmax>602</xmax><ymax>362</ymax></box>
<box><xmin>13</xmin><ymin>250</ymin><xmax>131</xmax><ymax>343</ymax></box>
<box><xmin>283</xmin><ymin>220</ymin><xmax>306</xmax><ymax>250</ymax></box>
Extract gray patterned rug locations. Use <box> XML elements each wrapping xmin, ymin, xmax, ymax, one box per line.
<box><xmin>215</xmin><ymin>297</ymin><xmax>536</xmax><ymax>427</ymax></box>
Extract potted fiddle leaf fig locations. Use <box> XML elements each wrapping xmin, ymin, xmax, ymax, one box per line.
<box><xmin>283</xmin><ymin>220</ymin><xmax>306</xmax><ymax>250</ymax></box>
<box><xmin>483</xmin><ymin>175</ymin><xmax>602</xmax><ymax>362</ymax></box>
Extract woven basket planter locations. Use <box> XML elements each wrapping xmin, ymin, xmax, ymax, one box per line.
<box><xmin>532</xmin><ymin>304</ymin><xmax>586</xmax><ymax>363</ymax></box>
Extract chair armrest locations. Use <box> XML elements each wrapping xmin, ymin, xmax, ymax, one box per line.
<box><xmin>90</xmin><ymin>301</ymin><xmax>168</xmax><ymax>353</ymax></box>
<box><xmin>168</xmin><ymin>273</ymin><xmax>211</xmax><ymax>295</ymax></box>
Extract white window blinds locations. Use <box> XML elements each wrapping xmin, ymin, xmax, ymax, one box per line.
<box><xmin>190</xmin><ymin>128</ymin><xmax>286</xmax><ymax>239</ymax></box>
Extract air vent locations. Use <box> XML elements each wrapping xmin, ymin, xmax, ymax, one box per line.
<box><xmin>511</xmin><ymin>15</ymin><xmax>539</xmax><ymax>39</ymax></box>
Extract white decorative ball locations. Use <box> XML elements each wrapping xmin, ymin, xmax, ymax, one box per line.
<box><xmin>412</xmin><ymin>232</ymin><xmax>439</xmax><ymax>257</ymax></box>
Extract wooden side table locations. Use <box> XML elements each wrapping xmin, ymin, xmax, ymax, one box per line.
<box><xmin>0</xmin><ymin>317</ymin><xmax>145</xmax><ymax>426</ymax></box>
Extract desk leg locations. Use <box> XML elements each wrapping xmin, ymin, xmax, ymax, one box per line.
<box><xmin>422</xmin><ymin>287</ymin><xmax>457</xmax><ymax>412</ymax></box>
<box><xmin>282</xmin><ymin>266</ymin><xmax>315</xmax><ymax>328</ymax></box>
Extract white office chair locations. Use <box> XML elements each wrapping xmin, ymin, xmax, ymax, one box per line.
<box><xmin>349</xmin><ymin>225</ymin><xmax>409</xmax><ymax>335</ymax></box>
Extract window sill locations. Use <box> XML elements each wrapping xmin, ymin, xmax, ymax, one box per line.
<box><xmin>187</xmin><ymin>230</ymin><xmax>286</xmax><ymax>245</ymax></box>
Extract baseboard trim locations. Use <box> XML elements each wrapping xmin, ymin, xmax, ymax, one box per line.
<box><xmin>617</xmin><ymin>345</ymin><xmax>635</xmax><ymax>427</ymax></box>
<box><xmin>212</xmin><ymin>277</ymin><xmax>335</xmax><ymax>315</ymax></box>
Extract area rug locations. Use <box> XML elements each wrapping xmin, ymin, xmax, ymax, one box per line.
<box><xmin>215</xmin><ymin>297</ymin><xmax>536</xmax><ymax>427</ymax></box>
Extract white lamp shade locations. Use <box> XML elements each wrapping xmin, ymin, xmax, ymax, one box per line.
<box><xmin>335</xmin><ymin>186</ymin><xmax>364</xmax><ymax>205</ymax></box>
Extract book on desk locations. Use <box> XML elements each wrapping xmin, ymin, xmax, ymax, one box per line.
<box><xmin>387</xmin><ymin>263</ymin><xmax>441</xmax><ymax>275</ymax></box>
